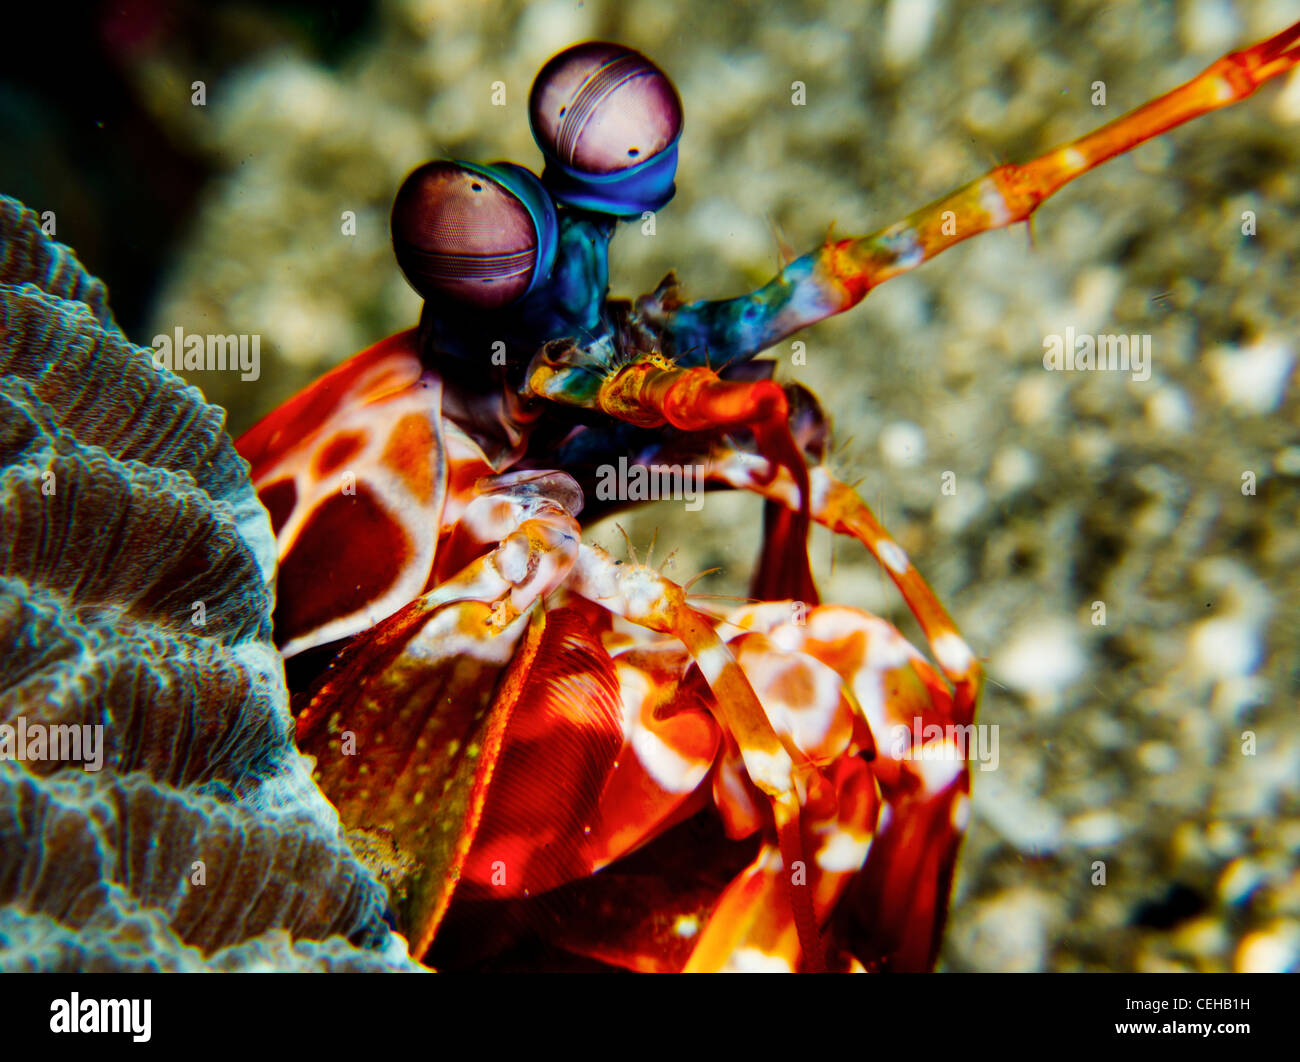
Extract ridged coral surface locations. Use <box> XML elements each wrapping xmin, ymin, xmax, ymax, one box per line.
<box><xmin>0</xmin><ymin>196</ymin><xmax>417</xmax><ymax>972</ymax></box>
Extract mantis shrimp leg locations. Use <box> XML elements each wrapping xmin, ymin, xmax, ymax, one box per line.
<box><xmin>707</xmin><ymin>443</ymin><xmax>983</xmax><ymax>720</ymax></box>
<box><xmin>563</xmin><ymin>542</ymin><xmax>829</xmax><ymax>970</ymax></box>
<box><xmin>292</xmin><ymin>467</ymin><xmax>594</xmax><ymax>956</ymax></box>
<box><xmin>295</xmin><ymin>461</ymin><xmax>831</xmax><ymax>966</ymax></box>
<box><xmin>527</xmin><ymin>349</ymin><xmax>982</xmax><ymax>713</ymax></box>
<box><xmin>526</xmin><ymin>346</ymin><xmax>822</xmax><ymax>600</ymax></box>
<box><xmin>647</xmin><ymin>19</ymin><xmax>1300</xmax><ymax>365</ymax></box>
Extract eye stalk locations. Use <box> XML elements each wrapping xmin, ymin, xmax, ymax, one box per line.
<box><xmin>390</xmin><ymin>160</ymin><xmax>558</xmax><ymax>310</ymax></box>
<box><xmin>529</xmin><ymin>41</ymin><xmax>683</xmax><ymax>217</ymax></box>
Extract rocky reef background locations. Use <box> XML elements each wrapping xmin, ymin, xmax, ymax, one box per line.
<box><xmin>5</xmin><ymin>0</ymin><xmax>1298</xmax><ymax>971</ymax></box>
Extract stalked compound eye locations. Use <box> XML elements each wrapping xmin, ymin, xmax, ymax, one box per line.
<box><xmin>529</xmin><ymin>41</ymin><xmax>683</xmax><ymax>217</ymax></box>
<box><xmin>391</xmin><ymin>160</ymin><xmax>558</xmax><ymax>309</ymax></box>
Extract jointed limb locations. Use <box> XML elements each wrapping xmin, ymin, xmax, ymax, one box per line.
<box><xmin>527</xmin><ymin>343</ymin><xmax>813</xmax><ymax>517</ymax></box>
<box><xmin>565</xmin><ymin>543</ymin><xmax>827</xmax><ymax>971</ymax></box>
<box><xmin>708</xmin><ymin>446</ymin><xmax>983</xmax><ymax>721</ymax></box>
<box><xmin>648</xmin><ymin>19</ymin><xmax>1300</xmax><ymax>366</ymax></box>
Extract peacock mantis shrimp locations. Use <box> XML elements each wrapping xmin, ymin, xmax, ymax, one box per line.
<box><xmin>233</xmin><ymin>24</ymin><xmax>1300</xmax><ymax>972</ymax></box>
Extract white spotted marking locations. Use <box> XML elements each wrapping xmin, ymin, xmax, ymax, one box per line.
<box><xmin>865</xmin><ymin>625</ymin><xmax>918</xmax><ymax>673</ymax></box>
<box><xmin>951</xmin><ymin>792</ymin><xmax>971</xmax><ymax>833</ymax></box>
<box><xmin>815</xmin><ymin>830</ymin><xmax>872</xmax><ymax>873</ymax></box>
<box><xmin>619</xmin><ymin>668</ymin><xmax>709</xmax><ymax>795</ymax></box>
<box><xmin>976</xmin><ymin>176</ymin><xmax>1012</xmax><ymax>226</ymax></box>
<box><xmin>851</xmin><ymin>670</ymin><xmax>888</xmax><ymax>733</ymax></box>
<box><xmin>877</xmin><ymin>539</ymin><xmax>911</xmax><ymax>575</ymax></box>
<box><xmin>932</xmin><ymin>631</ymin><xmax>975</xmax><ymax>676</ymax></box>
<box><xmin>761</xmin><ymin>845</ymin><xmax>787</xmax><ymax>873</ymax></box>
<box><xmin>694</xmin><ymin>642</ymin><xmax>733</xmax><ymax>685</ymax></box>
<box><xmin>880</xmin><ymin>222</ymin><xmax>924</xmax><ymax>270</ymax></box>
<box><xmin>910</xmin><ymin>741</ymin><xmax>965</xmax><ymax>793</ymax></box>
<box><xmin>673</xmin><ymin>915</ymin><xmax>700</xmax><ymax>939</ymax></box>
<box><xmin>741</xmin><ymin>746</ymin><xmax>795</xmax><ymax>796</ymax></box>
<box><xmin>740</xmin><ymin>652</ymin><xmax>843</xmax><ymax>755</ymax></box>
<box><xmin>809</xmin><ymin>465</ymin><xmax>833</xmax><ymax>515</ymax></box>
<box><xmin>631</xmin><ymin>725</ymin><xmax>709</xmax><ymax>794</ymax></box>
<box><xmin>1061</xmin><ymin>147</ymin><xmax>1088</xmax><ymax>174</ymax></box>
<box><xmin>724</xmin><ymin>948</ymin><xmax>793</xmax><ymax>973</ymax></box>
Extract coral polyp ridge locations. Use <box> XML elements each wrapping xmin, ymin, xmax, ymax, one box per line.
<box><xmin>0</xmin><ymin>196</ymin><xmax>419</xmax><ymax>972</ymax></box>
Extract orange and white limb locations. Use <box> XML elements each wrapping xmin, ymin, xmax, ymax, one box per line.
<box><xmin>648</xmin><ymin>19</ymin><xmax>1300</xmax><ymax>362</ymax></box>
<box><xmin>561</xmin><ymin>543</ymin><xmax>828</xmax><ymax>970</ymax></box>
<box><xmin>707</xmin><ymin>443</ymin><xmax>983</xmax><ymax>719</ymax></box>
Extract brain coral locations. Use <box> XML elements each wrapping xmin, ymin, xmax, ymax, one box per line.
<box><xmin>0</xmin><ymin>196</ymin><xmax>417</xmax><ymax>972</ymax></box>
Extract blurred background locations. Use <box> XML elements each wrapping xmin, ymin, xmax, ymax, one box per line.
<box><xmin>4</xmin><ymin>0</ymin><xmax>1297</xmax><ymax>971</ymax></box>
